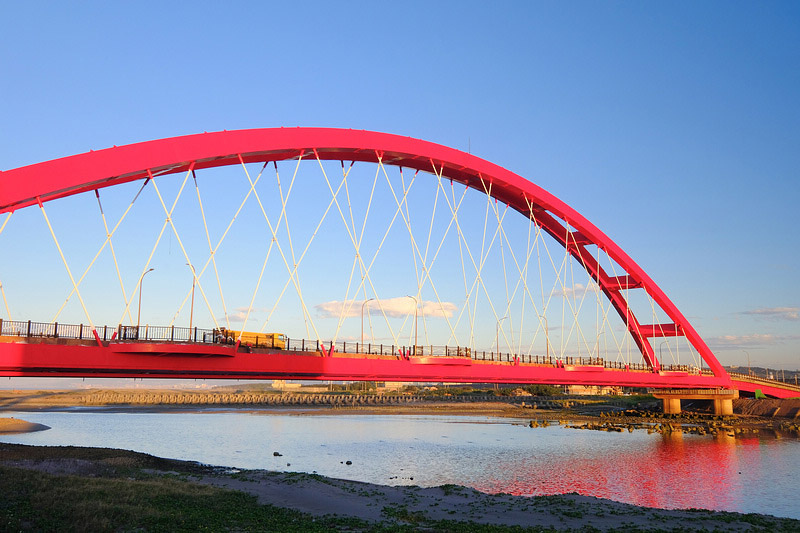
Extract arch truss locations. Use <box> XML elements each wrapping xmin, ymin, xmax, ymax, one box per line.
<box><xmin>0</xmin><ymin>128</ymin><xmax>729</xmax><ymax>385</ymax></box>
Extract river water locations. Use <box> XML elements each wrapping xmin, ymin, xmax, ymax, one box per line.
<box><xmin>1</xmin><ymin>409</ymin><xmax>798</xmax><ymax>519</ymax></box>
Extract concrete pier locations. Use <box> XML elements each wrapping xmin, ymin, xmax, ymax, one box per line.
<box><xmin>651</xmin><ymin>389</ymin><xmax>739</xmax><ymax>415</ymax></box>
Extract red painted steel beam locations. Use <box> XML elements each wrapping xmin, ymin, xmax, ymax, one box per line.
<box><xmin>731</xmin><ymin>379</ymin><xmax>800</xmax><ymax>399</ymax></box>
<box><xmin>636</xmin><ymin>324</ymin><xmax>683</xmax><ymax>338</ymax></box>
<box><xmin>0</xmin><ymin>341</ymin><xmax>733</xmax><ymax>389</ymax></box>
<box><xmin>604</xmin><ymin>275</ymin><xmax>642</xmax><ymax>290</ymax></box>
<box><xmin>0</xmin><ymin>128</ymin><xmax>727</xmax><ymax>378</ymax></box>
<box><xmin>531</xmin><ymin>208</ymin><xmax>662</xmax><ymax>370</ymax></box>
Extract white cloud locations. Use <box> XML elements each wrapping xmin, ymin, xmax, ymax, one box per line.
<box><xmin>315</xmin><ymin>297</ymin><xmax>456</xmax><ymax>319</ymax></box>
<box><xmin>706</xmin><ymin>334</ymin><xmax>800</xmax><ymax>350</ymax></box>
<box><xmin>221</xmin><ymin>307</ymin><xmax>267</xmax><ymax>323</ymax></box>
<box><xmin>741</xmin><ymin>307</ymin><xmax>799</xmax><ymax>321</ymax></box>
<box><xmin>551</xmin><ymin>282</ymin><xmax>600</xmax><ymax>298</ymax></box>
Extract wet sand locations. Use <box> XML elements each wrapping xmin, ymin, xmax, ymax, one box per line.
<box><xmin>0</xmin><ymin>417</ymin><xmax>50</xmax><ymax>434</ymax></box>
<box><xmin>3</xmin><ymin>391</ymin><xmax>800</xmax><ymax>529</ymax></box>
<box><xmin>2</xmin><ymin>443</ymin><xmax>796</xmax><ymax>531</ymax></box>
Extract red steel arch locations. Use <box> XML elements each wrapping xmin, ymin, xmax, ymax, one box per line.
<box><xmin>0</xmin><ymin>128</ymin><xmax>727</xmax><ymax>378</ymax></box>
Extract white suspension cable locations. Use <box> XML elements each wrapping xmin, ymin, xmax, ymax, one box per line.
<box><xmin>260</xmin><ymin>158</ymin><xmax>358</xmax><ymax>338</ymax></box>
<box><xmin>54</xmin><ymin>179</ymin><xmax>150</xmax><ymax>323</ymax></box>
<box><xmin>317</xmin><ymin>154</ymin><xmax>408</xmax><ymax>348</ymax></box>
<box><xmin>38</xmin><ymin>198</ymin><xmax>97</xmax><ymax>338</ymax></box>
<box><xmin>150</xmin><ymin>176</ymin><xmax>220</xmax><ymax>331</ymax></box>
<box><xmin>240</xmin><ymin>156</ymin><xmax>322</xmax><ymax>344</ymax></box>
<box><xmin>118</xmin><ymin>171</ymin><xmax>192</xmax><ymax>326</ymax></box>
<box><xmin>95</xmin><ymin>190</ymin><xmax>134</xmax><ymax>326</ymax></box>
<box><xmin>193</xmin><ymin>170</ymin><xmax>231</xmax><ymax>331</ymax></box>
<box><xmin>168</xmin><ymin>159</ymin><xmax>275</xmax><ymax>329</ymax></box>
<box><xmin>0</xmin><ymin>211</ymin><xmax>13</xmax><ymax>320</ymax></box>
<box><xmin>377</xmin><ymin>159</ymin><xmax>461</xmax><ymax>345</ymax></box>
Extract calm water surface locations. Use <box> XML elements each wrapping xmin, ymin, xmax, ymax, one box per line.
<box><xmin>2</xmin><ymin>409</ymin><xmax>798</xmax><ymax>519</ymax></box>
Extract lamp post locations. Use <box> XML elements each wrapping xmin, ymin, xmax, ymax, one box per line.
<box><xmin>538</xmin><ymin>314</ymin><xmax>550</xmax><ymax>360</ymax></box>
<box><xmin>406</xmin><ymin>295</ymin><xmax>418</xmax><ymax>355</ymax></box>
<box><xmin>361</xmin><ymin>298</ymin><xmax>375</xmax><ymax>349</ymax></box>
<box><xmin>496</xmin><ymin>316</ymin><xmax>508</xmax><ymax>361</ymax></box>
<box><xmin>743</xmin><ymin>350</ymin><xmax>751</xmax><ymax>376</ymax></box>
<box><xmin>659</xmin><ymin>340</ymin><xmax>668</xmax><ymax>364</ymax></box>
<box><xmin>186</xmin><ymin>263</ymin><xmax>196</xmax><ymax>331</ymax></box>
<box><xmin>136</xmin><ymin>268</ymin><xmax>155</xmax><ymax>337</ymax></box>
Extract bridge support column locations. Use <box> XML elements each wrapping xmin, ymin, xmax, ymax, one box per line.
<box><xmin>652</xmin><ymin>389</ymin><xmax>738</xmax><ymax>416</ymax></box>
<box><xmin>713</xmin><ymin>398</ymin><xmax>734</xmax><ymax>416</ymax></box>
<box><xmin>662</xmin><ymin>397</ymin><xmax>682</xmax><ymax>414</ymax></box>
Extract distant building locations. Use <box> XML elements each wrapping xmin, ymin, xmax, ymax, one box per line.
<box><xmin>564</xmin><ymin>384</ymin><xmax>621</xmax><ymax>396</ymax></box>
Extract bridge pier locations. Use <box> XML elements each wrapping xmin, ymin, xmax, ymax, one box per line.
<box><xmin>651</xmin><ymin>389</ymin><xmax>738</xmax><ymax>415</ymax></box>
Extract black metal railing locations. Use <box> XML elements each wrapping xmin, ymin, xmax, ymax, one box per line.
<box><xmin>729</xmin><ymin>371</ymin><xmax>800</xmax><ymax>391</ymax></box>
<box><xmin>0</xmin><ymin>317</ymin><xmax>751</xmax><ymax>378</ymax></box>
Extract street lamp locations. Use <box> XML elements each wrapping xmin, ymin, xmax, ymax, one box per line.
<box><xmin>659</xmin><ymin>340</ymin><xmax>668</xmax><ymax>363</ymax></box>
<box><xmin>406</xmin><ymin>295</ymin><xmax>418</xmax><ymax>355</ymax></box>
<box><xmin>361</xmin><ymin>298</ymin><xmax>375</xmax><ymax>348</ymax></box>
<box><xmin>186</xmin><ymin>263</ymin><xmax>196</xmax><ymax>331</ymax></box>
<box><xmin>538</xmin><ymin>314</ymin><xmax>550</xmax><ymax>360</ymax></box>
<box><xmin>496</xmin><ymin>316</ymin><xmax>508</xmax><ymax>361</ymax></box>
<box><xmin>136</xmin><ymin>268</ymin><xmax>155</xmax><ymax>337</ymax></box>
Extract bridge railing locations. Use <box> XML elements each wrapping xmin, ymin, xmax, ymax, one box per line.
<box><xmin>0</xmin><ymin>318</ymin><xmax>703</xmax><ymax>374</ymax></box>
<box><xmin>0</xmin><ymin>319</ymin><xmax>109</xmax><ymax>340</ymax></box>
<box><xmin>117</xmin><ymin>325</ymin><xmax>217</xmax><ymax>344</ymax></box>
<box><xmin>729</xmin><ymin>371</ymin><xmax>800</xmax><ymax>391</ymax></box>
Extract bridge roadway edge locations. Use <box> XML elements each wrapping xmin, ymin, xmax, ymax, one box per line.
<box><xmin>0</xmin><ymin>340</ymin><xmax>735</xmax><ymax>389</ymax></box>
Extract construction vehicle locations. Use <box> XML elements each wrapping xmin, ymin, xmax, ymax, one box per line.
<box><xmin>213</xmin><ymin>328</ymin><xmax>286</xmax><ymax>349</ymax></box>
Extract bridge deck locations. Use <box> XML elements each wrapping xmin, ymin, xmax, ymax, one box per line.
<box><xmin>2</xmin><ymin>325</ymin><xmax>798</xmax><ymax>397</ymax></box>
<box><xmin>0</xmin><ymin>336</ymin><xmax>732</xmax><ymax>390</ymax></box>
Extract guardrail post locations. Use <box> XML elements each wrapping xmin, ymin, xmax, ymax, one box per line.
<box><xmin>193</xmin><ymin>327</ymin><xmax>197</xmax><ymax>343</ymax></box>
<box><xmin>0</xmin><ymin>318</ymin><xmax>3</xmax><ymax>335</ymax></box>
<box><xmin>103</xmin><ymin>326</ymin><xmax>108</xmax><ymax>341</ymax></box>
<box><xmin>53</xmin><ymin>322</ymin><xmax>58</xmax><ymax>338</ymax></box>
<box><xmin>117</xmin><ymin>324</ymin><xmax>122</xmax><ymax>340</ymax></box>
<box><xmin>79</xmin><ymin>324</ymin><xmax>83</xmax><ymax>339</ymax></box>
<box><xmin>27</xmin><ymin>320</ymin><xmax>31</xmax><ymax>337</ymax></box>
<box><xmin>170</xmin><ymin>325</ymin><xmax>174</xmax><ymax>341</ymax></box>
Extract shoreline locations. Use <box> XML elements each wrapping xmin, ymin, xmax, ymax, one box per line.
<box><xmin>4</xmin><ymin>388</ymin><xmax>799</xmax><ymax>432</ymax></box>
<box><xmin>1</xmin><ymin>442</ymin><xmax>798</xmax><ymax>531</ymax></box>
<box><xmin>0</xmin><ymin>417</ymin><xmax>50</xmax><ymax>434</ymax></box>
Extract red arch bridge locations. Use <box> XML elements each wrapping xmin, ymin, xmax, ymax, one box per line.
<box><xmin>0</xmin><ymin>128</ymin><xmax>797</xmax><ymax>413</ymax></box>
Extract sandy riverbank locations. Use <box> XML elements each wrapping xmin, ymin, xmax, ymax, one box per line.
<box><xmin>0</xmin><ymin>417</ymin><xmax>50</xmax><ymax>434</ymax></box>
<box><xmin>1</xmin><ymin>443</ymin><xmax>796</xmax><ymax>531</ymax></box>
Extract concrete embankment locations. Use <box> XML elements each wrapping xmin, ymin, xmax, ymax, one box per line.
<box><xmin>734</xmin><ymin>398</ymin><xmax>800</xmax><ymax>418</ymax></box>
<box><xmin>72</xmin><ymin>391</ymin><xmax>573</xmax><ymax>407</ymax></box>
<box><xmin>0</xmin><ymin>389</ymin><xmax>587</xmax><ymax>410</ymax></box>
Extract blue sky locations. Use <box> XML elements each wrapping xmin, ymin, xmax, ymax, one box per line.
<box><xmin>1</xmin><ymin>1</ymin><xmax>799</xmax><ymax>385</ymax></box>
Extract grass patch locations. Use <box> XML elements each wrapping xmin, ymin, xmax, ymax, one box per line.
<box><xmin>3</xmin><ymin>443</ymin><xmax>800</xmax><ymax>532</ymax></box>
<box><xmin>0</xmin><ymin>465</ymin><xmax>335</xmax><ymax>532</ymax></box>
<box><xmin>0</xmin><ymin>461</ymin><xmax>562</xmax><ymax>532</ymax></box>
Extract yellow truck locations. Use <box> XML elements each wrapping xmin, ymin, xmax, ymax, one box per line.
<box><xmin>214</xmin><ymin>328</ymin><xmax>286</xmax><ymax>349</ymax></box>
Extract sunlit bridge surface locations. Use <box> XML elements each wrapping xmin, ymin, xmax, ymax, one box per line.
<box><xmin>0</xmin><ymin>128</ymin><xmax>796</xmax><ymax>395</ymax></box>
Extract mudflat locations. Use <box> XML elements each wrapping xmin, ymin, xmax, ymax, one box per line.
<box><xmin>0</xmin><ymin>417</ymin><xmax>50</xmax><ymax>434</ymax></box>
<box><xmin>1</xmin><ymin>443</ymin><xmax>798</xmax><ymax>532</ymax></box>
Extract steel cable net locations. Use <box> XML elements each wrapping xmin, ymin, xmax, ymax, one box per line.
<box><xmin>0</xmin><ymin>153</ymin><xmax>701</xmax><ymax>371</ymax></box>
